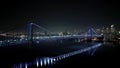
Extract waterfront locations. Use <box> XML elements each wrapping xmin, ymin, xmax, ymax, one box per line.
<box><xmin>0</xmin><ymin>41</ymin><xmax>119</xmax><ymax>68</ymax></box>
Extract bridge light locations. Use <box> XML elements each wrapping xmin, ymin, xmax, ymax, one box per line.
<box><xmin>78</xmin><ymin>39</ymin><xmax>81</xmax><ymax>42</ymax></box>
<box><xmin>40</xmin><ymin>60</ymin><xmax>43</xmax><ymax>66</ymax></box>
<box><xmin>44</xmin><ymin>58</ymin><xmax>47</xmax><ymax>65</ymax></box>
<box><xmin>36</xmin><ymin>61</ymin><xmax>39</xmax><ymax>67</ymax></box>
<box><xmin>36</xmin><ymin>36</ymin><xmax>40</xmax><ymax>39</ymax></box>
<box><xmin>119</xmin><ymin>31</ymin><xmax>120</xmax><ymax>34</ymax></box>
<box><xmin>30</xmin><ymin>23</ymin><xmax>33</xmax><ymax>25</ymax></box>
<box><xmin>50</xmin><ymin>58</ymin><xmax>54</xmax><ymax>64</ymax></box>
<box><xmin>101</xmin><ymin>33</ymin><xmax>103</xmax><ymax>35</ymax></box>
<box><xmin>47</xmin><ymin>58</ymin><xmax>50</xmax><ymax>65</ymax></box>
<box><xmin>20</xmin><ymin>39</ymin><xmax>23</xmax><ymax>41</ymax></box>
<box><xmin>14</xmin><ymin>40</ymin><xmax>17</xmax><ymax>42</ymax></box>
<box><xmin>111</xmin><ymin>24</ymin><xmax>114</xmax><ymax>28</ymax></box>
<box><xmin>36</xmin><ymin>41</ymin><xmax>40</xmax><ymax>43</ymax></box>
<box><xmin>20</xmin><ymin>35</ymin><xmax>25</xmax><ymax>39</ymax></box>
<box><xmin>53</xmin><ymin>58</ymin><xmax>56</xmax><ymax>61</ymax></box>
<box><xmin>25</xmin><ymin>64</ymin><xmax>28</xmax><ymax>68</ymax></box>
<box><xmin>0</xmin><ymin>41</ymin><xmax>2</xmax><ymax>43</ymax></box>
<box><xmin>20</xmin><ymin>64</ymin><xmax>22</xmax><ymax>68</ymax></box>
<box><xmin>8</xmin><ymin>40</ymin><xmax>10</xmax><ymax>42</ymax></box>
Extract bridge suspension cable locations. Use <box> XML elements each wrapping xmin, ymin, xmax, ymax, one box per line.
<box><xmin>30</xmin><ymin>23</ymin><xmax>51</xmax><ymax>33</ymax></box>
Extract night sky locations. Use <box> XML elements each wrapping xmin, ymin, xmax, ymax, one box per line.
<box><xmin>0</xmin><ymin>0</ymin><xmax>120</xmax><ymax>32</ymax></box>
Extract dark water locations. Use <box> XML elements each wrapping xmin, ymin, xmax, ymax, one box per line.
<box><xmin>52</xmin><ymin>43</ymin><xmax>120</xmax><ymax>68</ymax></box>
<box><xmin>0</xmin><ymin>42</ymin><xmax>120</xmax><ymax>68</ymax></box>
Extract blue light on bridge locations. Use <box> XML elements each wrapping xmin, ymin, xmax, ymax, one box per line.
<box><xmin>44</xmin><ymin>58</ymin><xmax>47</xmax><ymax>66</ymax></box>
<box><xmin>25</xmin><ymin>64</ymin><xmax>28</xmax><ymax>68</ymax></box>
<box><xmin>53</xmin><ymin>58</ymin><xmax>56</xmax><ymax>61</ymax></box>
<box><xmin>47</xmin><ymin>58</ymin><xmax>50</xmax><ymax>65</ymax></box>
<box><xmin>40</xmin><ymin>60</ymin><xmax>43</xmax><ymax>67</ymax></box>
<box><xmin>36</xmin><ymin>36</ymin><xmax>40</xmax><ymax>39</ymax></box>
<box><xmin>7</xmin><ymin>40</ymin><xmax>10</xmax><ymax>42</ymax></box>
<box><xmin>14</xmin><ymin>40</ymin><xmax>17</xmax><ymax>42</ymax></box>
<box><xmin>50</xmin><ymin>58</ymin><xmax>54</xmax><ymax>64</ymax></box>
<box><xmin>20</xmin><ymin>64</ymin><xmax>22</xmax><ymax>68</ymax></box>
<box><xmin>36</xmin><ymin>41</ymin><xmax>40</xmax><ymax>44</ymax></box>
<box><xmin>36</xmin><ymin>60</ymin><xmax>39</xmax><ymax>67</ymax></box>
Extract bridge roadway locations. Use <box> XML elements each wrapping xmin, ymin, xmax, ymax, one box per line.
<box><xmin>32</xmin><ymin>34</ymin><xmax>102</xmax><ymax>41</ymax></box>
<box><xmin>0</xmin><ymin>34</ymin><xmax>102</xmax><ymax>47</ymax></box>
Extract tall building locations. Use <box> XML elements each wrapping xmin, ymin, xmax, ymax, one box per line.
<box><xmin>106</xmin><ymin>27</ymin><xmax>109</xmax><ymax>33</ymax></box>
<box><xmin>110</xmin><ymin>24</ymin><xmax>115</xmax><ymax>33</ymax></box>
<box><xmin>101</xmin><ymin>27</ymin><xmax>105</xmax><ymax>33</ymax></box>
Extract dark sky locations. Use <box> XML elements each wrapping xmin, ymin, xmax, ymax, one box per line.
<box><xmin>0</xmin><ymin>0</ymin><xmax>120</xmax><ymax>32</ymax></box>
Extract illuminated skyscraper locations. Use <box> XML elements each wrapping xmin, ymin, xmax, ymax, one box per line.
<box><xmin>111</xmin><ymin>24</ymin><xmax>115</xmax><ymax>33</ymax></box>
<box><xmin>106</xmin><ymin>27</ymin><xmax>109</xmax><ymax>33</ymax></box>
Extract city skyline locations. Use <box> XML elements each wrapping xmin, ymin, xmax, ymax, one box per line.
<box><xmin>0</xmin><ymin>1</ymin><xmax>120</xmax><ymax>67</ymax></box>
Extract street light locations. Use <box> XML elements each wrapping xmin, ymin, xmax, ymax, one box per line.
<box><xmin>119</xmin><ymin>31</ymin><xmax>120</xmax><ymax>34</ymax></box>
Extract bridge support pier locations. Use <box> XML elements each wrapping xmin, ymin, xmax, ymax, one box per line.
<box><xmin>28</xmin><ymin>23</ymin><xmax>33</xmax><ymax>48</ymax></box>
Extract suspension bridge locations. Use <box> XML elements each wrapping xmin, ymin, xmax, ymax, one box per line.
<box><xmin>0</xmin><ymin>23</ymin><xmax>103</xmax><ymax>68</ymax></box>
<box><xmin>0</xmin><ymin>23</ymin><xmax>103</xmax><ymax>47</ymax></box>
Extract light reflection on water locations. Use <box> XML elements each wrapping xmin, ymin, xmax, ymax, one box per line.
<box><xmin>12</xmin><ymin>43</ymin><xmax>102</xmax><ymax>68</ymax></box>
<box><xmin>13</xmin><ymin>57</ymin><xmax>55</xmax><ymax>68</ymax></box>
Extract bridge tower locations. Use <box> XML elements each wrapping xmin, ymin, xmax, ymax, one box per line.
<box><xmin>27</xmin><ymin>23</ymin><xmax>51</xmax><ymax>48</ymax></box>
<box><xmin>86</xmin><ymin>28</ymin><xmax>99</xmax><ymax>41</ymax></box>
<box><xmin>86</xmin><ymin>28</ymin><xmax>94</xmax><ymax>40</ymax></box>
<box><xmin>28</xmin><ymin>23</ymin><xmax>33</xmax><ymax>48</ymax></box>
<box><xmin>90</xmin><ymin>28</ymin><xmax>93</xmax><ymax>39</ymax></box>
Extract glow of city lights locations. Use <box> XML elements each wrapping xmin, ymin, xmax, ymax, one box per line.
<box><xmin>8</xmin><ymin>40</ymin><xmax>10</xmax><ymax>42</ymax></box>
<box><xmin>14</xmin><ymin>40</ymin><xmax>17</xmax><ymax>41</ymax></box>
<box><xmin>36</xmin><ymin>36</ymin><xmax>40</xmax><ymax>39</ymax></box>
<box><xmin>20</xmin><ymin>39</ymin><xmax>23</xmax><ymax>41</ymax></box>
<box><xmin>78</xmin><ymin>39</ymin><xmax>81</xmax><ymax>42</ymax></box>
<box><xmin>119</xmin><ymin>31</ymin><xmax>120</xmax><ymax>34</ymax></box>
<box><xmin>111</xmin><ymin>24</ymin><xmax>114</xmax><ymax>28</ymax></box>
<box><xmin>2</xmin><ymin>22</ymin><xmax>105</xmax><ymax>68</ymax></box>
<box><xmin>101</xmin><ymin>33</ymin><xmax>103</xmax><ymax>35</ymax></box>
<box><xmin>20</xmin><ymin>35</ymin><xmax>25</xmax><ymax>39</ymax></box>
<box><xmin>36</xmin><ymin>41</ymin><xmax>40</xmax><ymax>43</ymax></box>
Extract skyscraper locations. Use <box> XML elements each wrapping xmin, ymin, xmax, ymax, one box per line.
<box><xmin>111</xmin><ymin>24</ymin><xmax>115</xmax><ymax>33</ymax></box>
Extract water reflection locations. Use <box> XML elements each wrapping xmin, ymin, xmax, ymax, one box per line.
<box><xmin>13</xmin><ymin>57</ymin><xmax>56</xmax><ymax>68</ymax></box>
<box><xmin>13</xmin><ymin>43</ymin><xmax>102</xmax><ymax>68</ymax></box>
<box><xmin>25</xmin><ymin>64</ymin><xmax>27</xmax><ymax>68</ymax></box>
<box><xmin>36</xmin><ymin>60</ymin><xmax>39</xmax><ymax>67</ymax></box>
